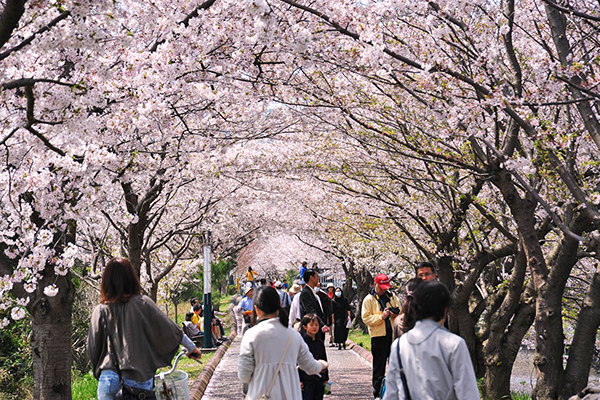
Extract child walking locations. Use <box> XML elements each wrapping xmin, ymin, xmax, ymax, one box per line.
<box><xmin>299</xmin><ymin>313</ymin><xmax>329</xmax><ymax>400</ymax></box>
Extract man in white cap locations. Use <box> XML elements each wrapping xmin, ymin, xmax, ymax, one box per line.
<box><xmin>237</xmin><ymin>283</ymin><xmax>255</xmax><ymax>335</ymax></box>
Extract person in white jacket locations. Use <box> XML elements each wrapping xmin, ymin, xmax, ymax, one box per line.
<box><xmin>238</xmin><ymin>285</ymin><xmax>328</xmax><ymax>400</ymax></box>
<box><xmin>383</xmin><ymin>280</ymin><xmax>479</xmax><ymax>400</ymax></box>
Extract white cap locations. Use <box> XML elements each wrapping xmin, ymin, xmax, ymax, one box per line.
<box><xmin>275</xmin><ymin>280</ymin><xmax>282</xmax><ymax>288</ymax></box>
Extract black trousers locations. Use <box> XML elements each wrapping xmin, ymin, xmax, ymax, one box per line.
<box><xmin>302</xmin><ymin>380</ymin><xmax>325</xmax><ymax>400</ymax></box>
<box><xmin>371</xmin><ymin>330</ymin><xmax>393</xmax><ymax>398</ymax></box>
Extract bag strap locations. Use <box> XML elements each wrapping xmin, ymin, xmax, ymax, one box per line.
<box><xmin>264</xmin><ymin>331</ymin><xmax>294</xmax><ymax>399</ymax></box>
<box><xmin>397</xmin><ymin>339</ymin><xmax>412</xmax><ymax>400</ymax></box>
<box><xmin>101</xmin><ymin>306</ymin><xmax>122</xmax><ymax>376</ymax></box>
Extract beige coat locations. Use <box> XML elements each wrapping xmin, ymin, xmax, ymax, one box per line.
<box><xmin>361</xmin><ymin>291</ymin><xmax>401</xmax><ymax>338</ymax></box>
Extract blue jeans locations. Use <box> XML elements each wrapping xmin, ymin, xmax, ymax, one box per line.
<box><xmin>97</xmin><ymin>370</ymin><xmax>154</xmax><ymax>400</ymax></box>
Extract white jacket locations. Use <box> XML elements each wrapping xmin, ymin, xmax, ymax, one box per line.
<box><xmin>238</xmin><ymin>318</ymin><xmax>324</xmax><ymax>400</ymax></box>
<box><xmin>383</xmin><ymin>319</ymin><xmax>479</xmax><ymax>400</ymax></box>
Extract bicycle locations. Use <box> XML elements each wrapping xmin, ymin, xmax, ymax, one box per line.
<box><xmin>155</xmin><ymin>350</ymin><xmax>201</xmax><ymax>400</ymax></box>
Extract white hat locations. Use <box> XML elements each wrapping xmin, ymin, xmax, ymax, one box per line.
<box><xmin>275</xmin><ymin>280</ymin><xmax>282</xmax><ymax>288</ymax></box>
<box><xmin>326</xmin><ymin>282</ymin><xmax>334</xmax><ymax>288</ymax></box>
<box><xmin>244</xmin><ymin>283</ymin><xmax>254</xmax><ymax>294</ymax></box>
<box><xmin>289</xmin><ymin>284</ymin><xmax>301</xmax><ymax>294</ymax></box>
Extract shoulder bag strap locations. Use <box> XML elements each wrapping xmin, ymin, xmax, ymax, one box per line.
<box><xmin>397</xmin><ymin>339</ymin><xmax>412</xmax><ymax>400</ymax></box>
<box><xmin>263</xmin><ymin>331</ymin><xmax>294</xmax><ymax>399</ymax></box>
<box><xmin>101</xmin><ymin>306</ymin><xmax>121</xmax><ymax>376</ymax></box>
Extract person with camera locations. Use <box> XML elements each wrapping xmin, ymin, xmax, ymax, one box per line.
<box><xmin>361</xmin><ymin>273</ymin><xmax>401</xmax><ymax>399</ymax></box>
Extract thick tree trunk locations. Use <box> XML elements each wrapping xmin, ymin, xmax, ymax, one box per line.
<box><xmin>562</xmin><ymin>262</ymin><xmax>600</xmax><ymax>399</ymax></box>
<box><xmin>30</xmin><ymin>273</ymin><xmax>74</xmax><ymax>400</ymax></box>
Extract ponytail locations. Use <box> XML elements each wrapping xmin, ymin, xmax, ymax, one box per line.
<box><xmin>278</xmin><ymin>306</ymin><xmax>289</xmax><ymax>328</ymax></box>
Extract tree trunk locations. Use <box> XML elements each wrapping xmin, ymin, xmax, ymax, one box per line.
<box><xmin>30</xmin><ymin>273</ymin><xmax>74</xmax><ymax>399</ymax></box>
<box><xmin>562</xmin><ymin>262</ymin><xmax>600</xmax><ymax>399</ymax></box>
<box><xmin>494</xmin><ymin>170</ymin><xmax>563</xmax><ymax>400</ymax></box>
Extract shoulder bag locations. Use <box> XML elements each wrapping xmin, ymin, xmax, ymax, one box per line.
<box><xmin>101</xmin><ymin>307</ymin><xmax>157</xmax><ymax>400</ymax></box>
<box><xmin>260</xmin><ymin>331</ymin><xmax>294</xmax><ymax>400</ymax></box>
<box><xmin>380</xmin><ymin>339</ymin><xmax>412</xmax><ymax>400</ymax></box>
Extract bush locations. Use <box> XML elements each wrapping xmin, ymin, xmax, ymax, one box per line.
<box><xmin>0</xmin><ymin>319</ymin><xmax>33</xmax><ymax>400</ymax></box>
<box><xmin>72</xmin><ymin>371</ymin><xmax>97</xmax><ymax>400</ymax></box>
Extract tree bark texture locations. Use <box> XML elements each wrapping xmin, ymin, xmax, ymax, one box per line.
<box><xmin>493</xmin><ymin>170</ymin><xmax>565</xmax><ymax>400</ymax></box>
<box><xmin>30</xmin><ymin>273</ymin><xmax>74</xmax><ymax>400</ymax></box>
<box><xmin>562</xmin><ymin>262</ymin><xmax>600</xmax><ymax>399</ymax></box>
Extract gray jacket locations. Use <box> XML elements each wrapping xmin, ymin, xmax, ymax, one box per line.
<box><xmin>87</xmin><ymin>295</ymin><xmax>183</xmax><ymax>382</ymax></box>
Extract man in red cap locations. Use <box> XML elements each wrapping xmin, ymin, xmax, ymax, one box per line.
<box><xmin>361</xmin><ymin>273</ymin><xmax>401</xmax><ymax>399</ymax></box>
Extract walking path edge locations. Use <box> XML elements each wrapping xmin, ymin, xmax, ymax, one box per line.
<box><xmin>189</xmin><ymin>330</ymin><xmax>238</xmax><ymax>400</ymax></box>
<box><xmin>346</xmin><ymin>339</ymin><xmax>373</xmax><ymax>363</ymax></box>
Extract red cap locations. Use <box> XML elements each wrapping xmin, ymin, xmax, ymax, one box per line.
<box><xmin>374</xmin><ymin>274</ymin><xmax>391</xmax><ymax>290</ymax></box>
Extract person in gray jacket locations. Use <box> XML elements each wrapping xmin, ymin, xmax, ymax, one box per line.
<box><xmin>383</xmin><ymin>280</ymin><xmax>479</xmax><ymax>400</ymax></box>
<box><xmin>88</xmin><ymin>258</ymin><xmax>201</xmax><ymax>400</ymax></box>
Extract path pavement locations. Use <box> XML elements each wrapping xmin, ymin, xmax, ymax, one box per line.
<box><xmin>201</xmin><ymin>334</ymin><xmax>373</xmax><ymax>399</ymax></box>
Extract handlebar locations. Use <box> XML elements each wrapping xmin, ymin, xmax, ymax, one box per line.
<box><xmin>155</xmin><ymin>350</ymin><xmax>197</xmax><ymax>380</ymax></box>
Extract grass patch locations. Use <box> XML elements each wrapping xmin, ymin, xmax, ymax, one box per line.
<box><xmin>511</xmin><ymin>392</ymin><xmax>532</xmax><ymax>400</ymax></box>
<box><xmin>347</xmin><ymin>328</ymin><xmax>371</xmax><ymax>352</ymax></box>
<box><xmin>72</xmin><ymin>371</ymin><xmax>98</xmax><ymax>400</ymax></box>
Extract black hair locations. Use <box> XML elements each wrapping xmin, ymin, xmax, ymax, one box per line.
<box><xmin>303</xmin><ymin>269</ymin><xmax>317</xmax><ymax>283</ymax></box>
<box><xmin>400</xmin><ymin>278</ymin><xmax>423</xmax><ymax>333</ymax></box>
<box><xmin>185</xmin><ymin>312</ymin><xmax>194</xmax><ymax>322</ymax></box>
<box><xmin>301</xmin><ymin>313</ymin><xmax>319</xmax><ymax>327</ymax></box>
<box><xmin>414</xmin><ymin>280</ymin><xmax>451</xmax><ymax>322</ymax></box>
<box><xmin>190</xmin><ymin>298</ymin><xmax>198</xmax><ymax>306</ymax></box>
<box><xmin>193</xmin><ymin>303</ymin><xmax>202</xmax><ymax>312</ymax></box>
<box><xmin>254</xmin><ymin>285</ymin><xmax>288</xmax><ymax>327</ymax></box>
<box><xmin>248</xmin><ymin>266</ymin><xmax>253</xmax><ymax>272</ymax></box>
<box><xmin>415</xmin><ymin>261</ymin><xmax>436</xmax><ymax>275</ymax></box>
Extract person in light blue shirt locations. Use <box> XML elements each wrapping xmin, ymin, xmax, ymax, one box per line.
<box><xmin>237</xmin><ymin>285</ymin><xmax>254</xmax><ymax>334</ymax></box>
<box><xmin>383</xmin><ymin>280</ymin><xmax>479</xmax><ymax>400</ymax></box>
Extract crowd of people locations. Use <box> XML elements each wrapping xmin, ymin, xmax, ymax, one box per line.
<box><xmin>235</xmin><ymin>261</ymin><xmax>479</xmax><ymax>400</ymax></box>
<box><xmin>87</xmin><ymin>257</ymin><xmax>479</xmax><ymax>400</ymax></box>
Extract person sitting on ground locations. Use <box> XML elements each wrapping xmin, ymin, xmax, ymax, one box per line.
<box><xmin>189</xmin><ymin>297</ymin><xmax>199</xmax><ymax>313</ymax></box>
<box><xmin>191</xmin><ymin>303</ymin><xmax>203</xmax><ymax>328</ymax></box>
<box><xmin>183</xmin><ymin>312</ymin><xmax>202</xmax><ymax>338</ymax></box>
<box><xmin>383</xmin><ymin>280</ymin><xmax>479</xmax><ymax>400</ymax></box>
<box><xmin>299</xmin><ymin>313</ymin><xmax>330</xmax><ymax>400</ymax></box>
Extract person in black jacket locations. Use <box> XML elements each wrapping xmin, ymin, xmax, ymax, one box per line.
<box><xmin>332</xmin><ymin>287</ymin><xmax>351</xmax><ymax>350</ymax></box>
<box><xmin>299</xmin><ymin>313</ymin><xmax>329</xmax><ymax>400</ymax></box>
<box><xmin>299</xmin><ymin>269</ymin><xmax>330</xmax><ymax>340</ymax></box>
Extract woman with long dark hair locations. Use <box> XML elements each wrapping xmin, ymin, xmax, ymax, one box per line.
<box><xmin>87</xmin><ymin>258</ymin><xmax>201</xmax><ymax>400</ymax></box>
<box><xmin>331</xmin><ymin>287</ymin><xmax>351</xmax><ymax>350</ymax></box>
<box><xmin>238</xmin><ymin>285</ymin><xmax>328</xmax><ymax>400</ymax></box>
<box><xmin>395</xmin><ymin>278</ymin><xmax>423</xmax><ymax>338</ymax></box>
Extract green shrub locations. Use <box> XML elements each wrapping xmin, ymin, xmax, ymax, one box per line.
<box><xmin>0</xmin><ymin>319</ymin><xmax>33</xmax><ymax>400</ymax></box>
<box><xmin>72</xmin><ymin>371</ymin><xmax>97</xmax><ymax>400</ymax></box>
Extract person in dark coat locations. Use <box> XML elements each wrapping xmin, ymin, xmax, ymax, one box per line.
<box><xmin>331</xmin><ymin>287</ymin><xmax>351</xmax><ymax>350</ymax></box>
<box><xmin>299</xmin><ymin>269</ymin><xmax>329</xmax><ymax>340</ymax></box>
<box><xmin>299</xmin><ymin>313</ymin><xmax>329</xmax><ymax>400</ymax></box>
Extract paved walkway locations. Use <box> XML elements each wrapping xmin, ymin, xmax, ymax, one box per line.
<box><xmin>202</xmin><ymin>335</ymin><xmax>373</xmax><ymax>399</ymax></box>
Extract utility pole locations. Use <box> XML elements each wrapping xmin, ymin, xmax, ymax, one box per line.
<box><xmin>203</xmin><ymin>231</ymin><xmax>213</xmax><ymax>348</ymax></box>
